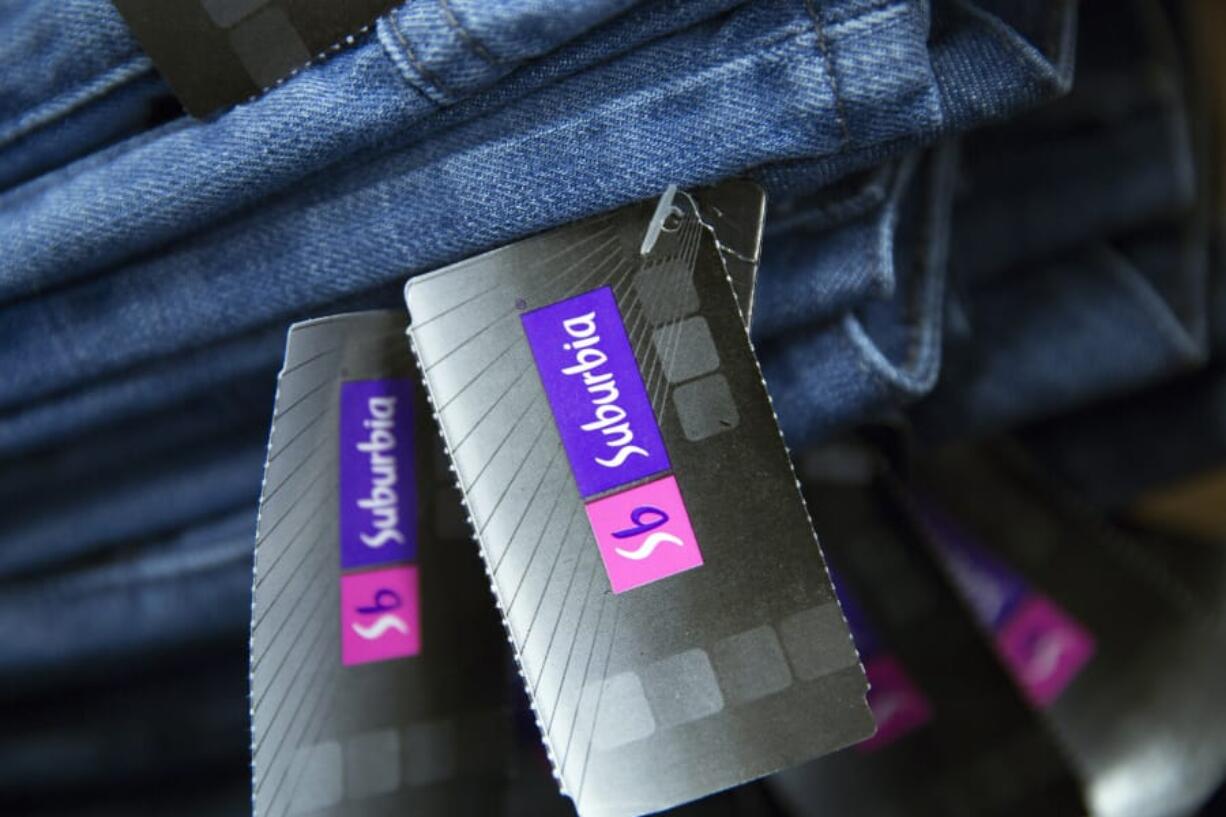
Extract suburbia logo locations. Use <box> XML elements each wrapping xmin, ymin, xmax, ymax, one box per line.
<box><xmin>338</xmin><ymin>378</ymin><xmax>420</xmax><ymax>665</ymax></box>
<box><xmin>340</xmin><ymin>379</ymin><xmax>416</xmax><ymax>567</ymax></box>
<box><xmin>354</xmin><ymin>395</ymin><xmax>407</xmax><ymax>549</ymax></box>
<box><xmin>558</xmin><ymin>310</ymin><xmax>652</xmax><ymax>470</ymax></box>
<box><xmin>522</xmin><ymin>287</ymin><xmax>703</xmax><ymax>593</ymax></box>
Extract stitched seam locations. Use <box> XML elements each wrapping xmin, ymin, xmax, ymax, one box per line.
<box><xmin>389</xmin><ymin>8</ymin><xmax>457</xmax><ymax>101</ymax></box>
<box><xmin>765</xmin><ymin>162</ymin><xmax>898</xmax><ymax>235</ymax></box>
<box><xmin>824</xmin><ymin>0</ymin><xmax>899</xmax><ymax>27</ymax></box>
<box><xmin>803</xmin><ymin>0</ymin><xmax>851</xmax><ymax>148</ymax></box>
<box><xmin>827</xmin><ymin>2</ymin><xmax>910</xmax><ymax>38</ymax></box>
<box><xmin>0</xmin><ymin>55</ymin><xmax>155</xmax><ymax>149</ymax></box>
<box><xmin>376</xmin><ymin>20</ymin><xmax>437</xmax><ymax>106</ymax></box>
<box><xmin>900</xmin><ymin>144</ymin><xmax>952</xmax><ymax>382</ymax></box>
<box><xmin>842</xmin><ymin>144</ymin><xmax>953</xmax><ymax>395</ymax></box>
<box><xmin>439</xmin><ymin>0</ymin><xmax>504</xmax><ymax>66</ymax></box>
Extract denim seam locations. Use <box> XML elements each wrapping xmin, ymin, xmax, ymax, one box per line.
<box><xmin>870</xmin><ymin>153</ymin><xmax>922</xmax><ymax>302</ymax></box>
<box><xmin>951</xmin><ymin>0</ymin><xmax>1074</xmax><ymax>93</ymax></box>
<box><xmin>826</xmin><ymin>2</ymin><xmax>911</xmax><ymax>39</ymax></box>
<box><xmin>1044</xmin><ymin>0</ymin><xmax>1077</xmax><ymax>80</ymax></box>
<box><xmin>803</xmin><ymin>0</ymin><xmax>851</xmax><ymax>148</ymax></box>
<box><xmin>823</xmin><ymin>0</ymin><xmax>902</xmax><ymax>27</ymax></box>
<box><xmin>388</xmin><ymin>9</ymin><xmax>458</xmax><ymax>104</ymax></box>
<box><xmin>765</xmin><ymin>162</ymin><xmax>898</xmax><ymax>236</ymax></box>
<box><xmin>0</xmin><ymin>55</ymin><xmax>155</xmax><ymax>149</ymax></box>
<box><xmin>842</xmin><ymin>143</ymin><xmax>954</xmax><ymax>396</ymax></box>
<box><xmin>438</xmin><ymin>0</ymin><xmax>505</xmax><ymax>66</ymax></box>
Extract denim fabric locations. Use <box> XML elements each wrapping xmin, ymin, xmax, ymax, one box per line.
<box><xmin>0</xmin><ymin>0</ymin><xmax>1075</xmax><ymax>424</ymax></box>
<box><xmin>0</xmin><ymin>0</ymin><xmax>743</xmax><ymax>301</ymax></box>
<box><xmin>0</xmin><ymin>279</ymin><xmax>407</xmax><ymax>460</ymax></box>
<box><xmin>910</xmin><ymin>0</ymin><xmax>1213</xmax><ymax>440</ymax></box>
<box><xmin>0</xmin><ymin>0</ymin><xmax>1116</xmax><ymax>810</ymax></box>
<box><xmin>0</xmin><ymin>435</ymin><xmax>263</xmax><ymax>578</ymax></box>
<box><xmin>760</xmin><ymin>144</ymin><xmax>957</xmax><ymax>446</ymax></box>
<box><xmin>0</xmin><ymin>1</ymin><xmax>144</xmax><ymax>130</ymax></box>
<box><xmin>0</xmin><ymin>71</ymin><xmax>171</xmax><ymax>192</ymax></box>
<box><xmin>948</xmin><ymin>0</ymin><xmax>1198</xmax><ymax>288</ymax></box>
<box><xmin>6</xmin><ymin>775</ymin><xmax>251</xmax><ymax>817</ymax></box>
<box><xmin>950</xmin><ymin>78</ymin><xmax>1197</xmax><ymax>286</ymax></box>
<box><xmin>1017</xmin><ymin>232</ymin><xmax>1226</xmax><ymax>509</ymax></box>
<box><xmin>914</xmin><ymin>227</ymin><xmax>1210</xmax><ymax>439</ymax></box>
<box><xmin>0</xmin><ymin>0</ymin><xmax>169</xmax><ymax>190</ymax></box>
<box><xmin>0</xmin><ymin>510</ymin><xmax>254</xmax><ymax>693</ymax></box>
<box><xmin>1020</xmin><ymin>362</ymin><xmax>1226</xmax><ymax>510</ymax></box>
<box><xmin>0</xmin><ymin>346</ymin><xmax>279</xmax><ymax>461</ymax></box>
<box><xmin>0</xmin><ymin>654</ymin><xmax>247</xmax><ymax>792</ymax></box>
<box><xmin>754</xmin><ymin>160</ymin><xmax>909</xmax><ymax>337</ymax></box>
<box><xmin>0</xmin><ymin>388</ymin><xmax>268</xmax><ymax>501</ymax></box>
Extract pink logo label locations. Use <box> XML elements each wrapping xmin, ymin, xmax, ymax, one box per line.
<box><xmin>858</xmin><ymin>654</ymin><xmax>932</xmax><ymax>752</ymax></box>
<box><xmin>584</xmin><ymin>475</ymin><xmax>703</xmax><ymax>594</ymax></box>
<box><xmin>997</xmin><ymin>595</ymin><xmax>1095</xmax><ymax>707</ymax></box>
<box><xmin>340</xmin><ymin>566</ymin><xmax>421</xmax><ymax>666</ymax></box>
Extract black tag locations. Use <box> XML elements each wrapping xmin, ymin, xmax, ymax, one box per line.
<box><xmin>250</xmin><ymin>311</ymin><xmax>510</xmax><ymax>817</ymax></box>
<box><xmin>404</xmin><ymin>182</ymin><xmax>871</xmax><ymax>816</ymax></box>
<box><xmin>111</xmin><ymin>0</ymin><xmax>399</xmax><ymax>116</ymax></box>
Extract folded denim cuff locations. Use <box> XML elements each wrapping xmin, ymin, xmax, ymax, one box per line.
<box><xmin>0</xmin><ymin>0</ymin><xmax>1075</xmax><ymax>413</ymax></box>
<box><xmin>0</xmin><ymin>1</ymin><xmax>845</xmax><ymax>406</ymax></box>
<box><xmin>931</xmin><ymin>0</ymin><xmax>1077</xmax><ymax>127</ymax></box>
<box><xmin>755</xmin><ymin>155</ymin><xmax>915</xmax><ymax>338</ymax></box>
<box><xmin>951</xmin><ymin>4</ymin><xmax>1196</xmax><ymax>286</ymax></box>
<box><xmin>914</xmin><ymin>230</ymin><xmax>1211</xmax><ymax>440</ymax></box>
<box><xmin>953</xmin><ymin>99</ymin><xmax>1196</xmax><ymax>286</ymax></box>
<box><xmin>762</xmin><ymin>144</ymin><xmax>956</xmax><ymax>447</ymax></box>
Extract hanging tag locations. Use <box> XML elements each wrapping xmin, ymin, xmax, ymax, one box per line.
<box><xmin>404</xmin><ymin>181</ymin><xmax>872</xmax><ymax>817</ymax></box>
<box><xmin>111</xmin><ymin>0</ymin><xmax>399</xmax><ymax>116</ymax></box>
<box><xmin>250</xmin><ymin>311</ymin><xmax>509</xmax><ymax>817</ymax></box>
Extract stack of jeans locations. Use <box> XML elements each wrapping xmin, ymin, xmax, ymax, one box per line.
<box><xmin>8</xmin><ymin>0</ymin><xmax>1226</xmax><ymax>814</ymax></box>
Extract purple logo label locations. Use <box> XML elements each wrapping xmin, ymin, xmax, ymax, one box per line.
<box><xmin>521</xmin><ymin>286</ymin><xmax>670</xmax><ymax>498</ymax></box>
<box><xmin>339</xmin><ymin>379</ymin><xmax>416</xmax><ymax>570</ymax></box>
<box><xmin>930</xmin><ymin>528</ymin><xmax>1028</xmax><ymax>629</ymax></box>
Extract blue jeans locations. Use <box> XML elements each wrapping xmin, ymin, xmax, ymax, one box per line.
<box><xmin>910</xmin><ymin>0</ymin><xmax>1214</xmax><ymax>440</ymax></box>
<box><xmin>0</xmin><ymin>0</ymin><xmax>1075</xmax><ymax>426</ymax></box>
<box><xmin>0</xmin><ymin>510</ymin><xmax>254</xmax><ymax>693</ymax></box>
<box><xmin>0</xmin><ymin>0</ymin><xmax>1080</xmax><ymax>769</ymax></box>
<box><xmin>0</xmin><ymin>0</ymin><xmax>167</xmax><ymax>190</ymax></box>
